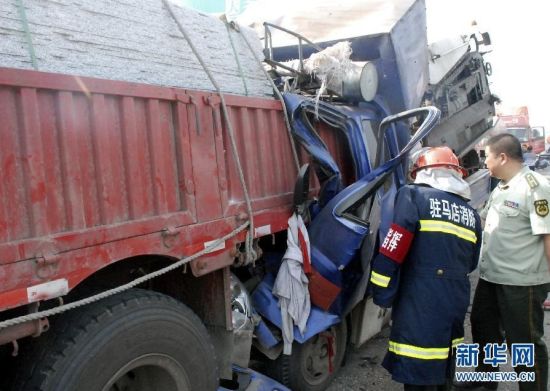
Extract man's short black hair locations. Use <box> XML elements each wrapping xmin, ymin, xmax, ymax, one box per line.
<box><xmin>486</xmin><ymin>133</ymin><xmax>524</xmax><ymax>162</ymax></box>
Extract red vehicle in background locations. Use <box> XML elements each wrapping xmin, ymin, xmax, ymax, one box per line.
<box><xmin>499</xmin><ymin>106</ymin><xmax>545</xmax><ymax>154</ymax></box>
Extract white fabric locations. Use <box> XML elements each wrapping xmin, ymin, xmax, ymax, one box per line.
<box><xmin>278</xmin><ymin>41</ymin><xmax>352</xmax><ymax>114</ymax></box>
<box><xmin>272</xmin><ymin>213</ymin><xmax>311</xmax><ymax>355</ymax></box>
<box><xmin>414</xmin><ymin>167</ymin><xmax>471</xmax><ymax>200</ymax></box>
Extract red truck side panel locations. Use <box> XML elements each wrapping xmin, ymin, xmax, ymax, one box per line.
<box><xmin>221</xmin><ymin>101</ymin><xmax>298</xmax><ymax>217</ymax></box>
<box><xmin>0</xmin><ymin>67</ymin><xmax>353</xmax><ymax>312</ymax></box>
<box><xmin>0</xmin><ymin>75</ymin><xmax>195</xmax><ymax>245</ymax></box>
<box><xmin>0</xmin><ymin>68</ymin><xmax>298</xmax><ymax>311</ymax></box>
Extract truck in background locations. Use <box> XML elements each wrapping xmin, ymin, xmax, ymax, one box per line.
<box><xmin>0</xmin><ymin>1</ymin><xmax>496</xmax><ymax>391</ymax></box>
<box><xmin>498</xmin><ymin>106</ymin><xmax>545</xmax><ymax>154</ymax></box>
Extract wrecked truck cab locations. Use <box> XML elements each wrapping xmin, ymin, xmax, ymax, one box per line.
<box><xmin>245</xmin><ymin>96</ymin><xmax>441</xmax><ymax>390</ymax></box>
<box><xmin>229</xmin><ymin>4</ymin><xmax>456</xmax><ymax>388</ymax></box>
<box><xmin>259</xmin><ymin>0</ymin><xmax>495</xmax><ymax>210</ymax></box>
<box><xmin>281</xmin><ymin>93</ymin><xmax>385</xmax><ymax>209</ymax></box>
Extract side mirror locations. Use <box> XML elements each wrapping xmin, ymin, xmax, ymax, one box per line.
<box><xmin>293</xmin><ymin>164</ymin><xmax>311</xmax><ymax>216</ymax></box>
<box><xmin>481</xmin><ymin>32</ymin><xmax>491</xmax><ymax>46</ymax></box>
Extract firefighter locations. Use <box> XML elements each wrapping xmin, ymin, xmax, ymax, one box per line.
<box><xmin>370</xmin><ymin>146</ymin><xmax>482</xmax><ymax>391</ymax></box>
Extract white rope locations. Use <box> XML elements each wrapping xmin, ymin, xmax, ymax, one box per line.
<box><xmin>224</xmin><ymin>20</ymin><xmax>249</xmax><ymax>96</ymax></box>
<box><xmin>0</xmin><ymin>222</ymin><xmax>249</xmax><ymax>330</ymax></box>
<box><xmin>162</xmin><ymin>0</ymin><xmax>257</xmax><ymax>264</ymax></box>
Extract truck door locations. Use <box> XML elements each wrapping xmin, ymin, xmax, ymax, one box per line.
<box><xmin>305</xmin><ymin>107</ymin><xmax>440</xmax><ymax>316</ymax></box>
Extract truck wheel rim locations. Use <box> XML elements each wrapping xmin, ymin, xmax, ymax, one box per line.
<box><xmin>102</xmin><ymin>353</ymin><xmax>191</xmax><ymax>391</ymax></box>
<box><xmin>300</xmin><ymin>328</ymin><xmax>336</xmax><ymax>385</ymax></box>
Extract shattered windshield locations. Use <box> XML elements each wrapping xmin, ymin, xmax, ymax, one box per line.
<box><xmin>507</xmin><ymin>128</ymin><xmax>529</xmax><ymax>142</ymax></box>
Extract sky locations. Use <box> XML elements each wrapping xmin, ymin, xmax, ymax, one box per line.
<box><xmin>426</xmin><ymin>0</ymin><xmax>549</xmax><ymax>130</ymax></box>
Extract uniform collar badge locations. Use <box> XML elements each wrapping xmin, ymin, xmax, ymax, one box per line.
<box><xmin>526</xmin><ymin>173</ymin><xmax>539</xmax><ymax>189</ymax></box>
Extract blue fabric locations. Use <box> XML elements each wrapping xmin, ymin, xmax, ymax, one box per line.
<box><xmin>371</xmin><ymin>184</ymin><xmax>482</xmax><ymax>385</ymax></box>
<box><xmin>251</xmin><ymin>277</ymin><xmax>340</xmax><ymax>343</ymax></box>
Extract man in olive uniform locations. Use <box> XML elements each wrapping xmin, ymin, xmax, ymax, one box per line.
<box><xmin>456</xmin><ymin>134</ymin><xmax>550</xmax><ymax>391</ymax></box>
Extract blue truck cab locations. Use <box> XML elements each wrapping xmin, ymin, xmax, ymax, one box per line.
<box><xmin>224</xmin><ymin>1</ymin><xmax>496</xmax><ymax>390</ymax></box>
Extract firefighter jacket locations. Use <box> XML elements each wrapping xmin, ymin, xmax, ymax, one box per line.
<box><xmin>370</xmin><ymin>184</ymin><xmax>482</xmax><ymax>385</ymax></box>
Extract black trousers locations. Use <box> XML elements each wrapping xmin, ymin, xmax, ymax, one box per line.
<box><xmin>470</xmin><ymin>279</ymin><xmax>549</xmax><ymax>391</ymax></box>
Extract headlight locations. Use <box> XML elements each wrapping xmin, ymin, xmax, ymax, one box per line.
<box><xmin>230</xmin><ymin>273</ymin><xmax>255</xmax><ymax>332</ymax></box>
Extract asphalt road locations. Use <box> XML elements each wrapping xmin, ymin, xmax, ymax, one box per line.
<box><xmin>328</xmin><ymin>270</ymin><xmax>550</xmax><ymax>391</ymax></box>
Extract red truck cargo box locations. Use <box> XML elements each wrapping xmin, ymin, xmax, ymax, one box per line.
<box><xmin>0</xmin><ymin>67</ymin><xmax>352</xmax><ymax>312</ymax></box>
<box><xmin>0</xmin><ymin>67</ymin><xmax>297</xmax><ymax>311</ymax></box>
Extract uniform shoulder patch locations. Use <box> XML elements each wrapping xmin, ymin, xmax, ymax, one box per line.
<box><xmin>525</xmin><ymin>173</ymin><xmax>539</xmax><ymax>189</ymax></box>
<box><xmin>534</xmin><ymin>200</ymin><xmax>549</xmax><ymax>217</ymax></box>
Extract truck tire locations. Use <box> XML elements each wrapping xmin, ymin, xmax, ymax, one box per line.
<box><xmin>268</xmin><ymin>319</ymin><xmax>347</xmax><ymax>391</ymax></box>
<box><xmin>13</xmin><ymin>289</ymin><xmax>218</xmax><ymax>391</ymax></box>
